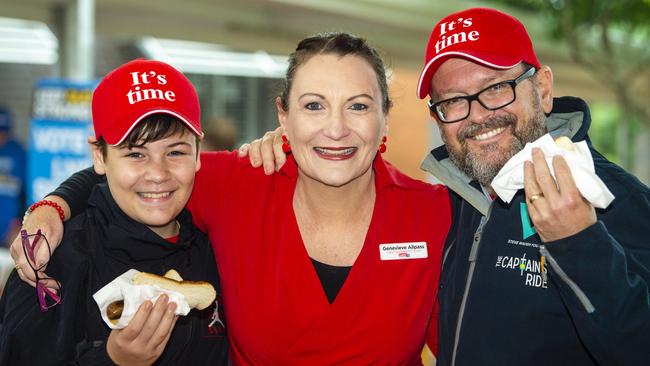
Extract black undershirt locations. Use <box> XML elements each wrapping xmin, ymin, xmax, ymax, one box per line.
<box><xmin>310</xmin><ymin>258</ymin><xmax>352</xmax><ymax>304</ymax></box>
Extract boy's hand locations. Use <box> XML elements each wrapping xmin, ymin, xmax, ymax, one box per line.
<box><xmin>10</xmin><ymin>196</ymin><xmax>68</xmax><ymax>289</ymax></box>
<box><xmin>238</xmin><ymin>127</ymin><xmax>286</xmax><ymax>175</ymax></box>
<box><xmin>107</xmin><ymin>295</ymin><xmax>178</xmax><ymax>366</ymax></box>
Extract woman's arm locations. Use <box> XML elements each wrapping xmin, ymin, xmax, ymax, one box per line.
<box><xmin>10</xmin><ymin>140</ymin><xmax>283</xmax><ymax>287</ymax></box>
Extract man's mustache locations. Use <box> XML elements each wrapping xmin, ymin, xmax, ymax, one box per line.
<box><xmin>458</xmin><ymin>116</ymin><xmax>516</xmax><ymax>141</ymax></box>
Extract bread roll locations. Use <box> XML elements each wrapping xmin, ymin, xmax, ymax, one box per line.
<box><xmin>554</xmin><ymin>136</ymin><xmax>575</xmax><ymax>151</ymax></box>
<box><xmin>163</xmin><ymin>269</ymin><xmax>183</xmax><ymax>282</ymax></box>
<box><xmin>106</xmin><ymin>270</ymin><xmax>216</xmax><ymax>323</ymax></box>
<box><xmin>133</xmin><ymin>272</ymin><xmax>216</xmax><ymax>310</ymax></box>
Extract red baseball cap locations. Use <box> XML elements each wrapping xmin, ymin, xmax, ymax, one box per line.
<box><xmin>92</xmin><ymin>59</ymin><xmax>202</xmax><ymax>145</ymax></box>
<box><xmin>416</xmin><ymin>7</ymin><xmax>540</xmax><ymax>99</ymax></box>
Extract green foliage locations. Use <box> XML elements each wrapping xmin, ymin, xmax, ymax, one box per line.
<box><xmin>590</xmin><ymin>102</ymin><xmax>644</xmax><ymax>164</ymax></box>
<box><xmin>488</xmin><ymin>0</ymin><xmax>650</xmax><ymax>173</ymax></box>
<box><xmin>590</xmin><ymin>103</ymin><xmax>621</xmax><ymax>163</ymax></box>
<box><xmin>487</xmin><ymin>0</ymin><xmax>650</xmax><ymax>34</ymax></box>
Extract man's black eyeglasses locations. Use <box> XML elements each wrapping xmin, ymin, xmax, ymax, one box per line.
<box><xmin>428</xmin><ymin>67</ymin><xmax>537</xmax><ymax>123</ymax></box>
<box><xmin>20</xmin><ymin>229</ymin><xmax>62</xmax><ymax>312</ymax></box>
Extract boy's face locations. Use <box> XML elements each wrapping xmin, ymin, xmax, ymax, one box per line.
<box><xmin>92</xmin><ymin>130</ymin><xmax>201</xmax><ymax>238</ymax></box>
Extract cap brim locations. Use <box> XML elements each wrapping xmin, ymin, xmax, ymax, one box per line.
<box><xmin>416</xmin><ymin>50</ymin><xmax>522</xmax><ymax>99</ymax></box>
<box><xmin>108</xmin><ymin>108</ymin><xmax>203</xmax><ymax>145</ymax></box>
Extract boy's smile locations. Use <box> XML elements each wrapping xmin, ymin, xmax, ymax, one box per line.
<box><xmin>92</xmin><ymin>130</ymin><xmax>200</xmax><ymax>238</ymax></box>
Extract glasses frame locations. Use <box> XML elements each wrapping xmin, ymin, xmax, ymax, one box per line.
<box><xmin>20</xmin><ymin>229</ymin><xmax>62</xmax><ymax>312</ymax></box>
<box><xmin>428</xmin><ymin>67</ymin><xmax>537</xmax><ymax>124</ymax></box>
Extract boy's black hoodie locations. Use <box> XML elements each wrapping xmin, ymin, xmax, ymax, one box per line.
<box><xmin>0</xmin><ymin>184</ymin><xmax>229</xmax><ymax>365</ymax></box>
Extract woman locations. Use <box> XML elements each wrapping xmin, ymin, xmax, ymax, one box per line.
<box><xmin>13</xmin><ymin>33</ymin><xmax>451</xmax><ymax>364</ymax></box>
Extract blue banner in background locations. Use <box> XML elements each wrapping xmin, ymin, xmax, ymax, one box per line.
<box><xmin>27</xmin><ymin>79</ymin><xmax>96</xmax><ymax>205</ymax></box>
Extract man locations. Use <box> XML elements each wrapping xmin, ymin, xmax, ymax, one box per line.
<box><xmin>0</xmin><ymin>108</ymin><xmax>26</xmax><ymax>247</ymax></box>
<box><xmin>416</xmin><ymin>7</ymin><xmax>650</xmax><ymax>366</ymax></box>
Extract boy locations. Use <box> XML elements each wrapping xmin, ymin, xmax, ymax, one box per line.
<box><xmin>0</xmin><ymin>59</ymin><xmax>228</xmax><ymax>365</ymax></box>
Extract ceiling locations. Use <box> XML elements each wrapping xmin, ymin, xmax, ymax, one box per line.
<box><xmin>1</xmin><ymin>0</ymin><xmax>612</xmax><ymax>101</ymax></box>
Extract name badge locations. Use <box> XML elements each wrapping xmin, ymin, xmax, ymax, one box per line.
<box><xmin>379</xmin><ymin>242</ymin><xmax>428</xmax><ymax>260</ymax></box>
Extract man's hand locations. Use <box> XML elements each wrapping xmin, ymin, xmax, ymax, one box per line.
<box><xmin>106</xmin><ymin>295</ymin><xmax>178</xmax><ymax>366</ymax></box>
<box><xmin>237</xmin><ymin>127</ymin><xmax>286</xmax><ymax>175</ymax></box>
<box><xmin>524</xmin><ymin>148</ymin><xmax>597</xmax><ymax>242</ymax></box>
<box><xmin>10</xmin><ymin>196</ymin><xmax>68</xmax><ymax>288</ymax></box>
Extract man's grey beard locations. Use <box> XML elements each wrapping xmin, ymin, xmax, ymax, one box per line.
<box><xmin>443</xmin><ymin>99</ymin><xmax>548</xmax><ymax>187</ymax></box>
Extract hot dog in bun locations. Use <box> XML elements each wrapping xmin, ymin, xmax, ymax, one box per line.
<box><xmin>106</xmin><ymin>269</ymin><xmax>216</xmax><ymax>324</ymax></box>
<box><xmin>554</xmin><ymin>136</ymin><xmax>575</xmax><ymax>151</ymax></box>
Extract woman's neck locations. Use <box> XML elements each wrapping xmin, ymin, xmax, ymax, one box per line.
<box><xmin>293</xmin><ymin>166</ymin><xmax>376</xmax><ymax>266</ymax></box>
<box><xmin>294</xmin><ymin>168</ymin><xmax>376</xmax><ymax>223</ymax></box>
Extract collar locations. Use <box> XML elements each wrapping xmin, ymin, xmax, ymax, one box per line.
<box><xmin>278</xmin><ymin>153</ymin><xmax>407</xmax><ymax>191</ymax></box>
<box><xmin>86</xmin><ymin>184</ymin><xmax>196</xmax><ymax>262</ymax></box>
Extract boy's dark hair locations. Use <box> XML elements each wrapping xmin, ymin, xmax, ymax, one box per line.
<box><xmin>92</xmin><ymin>113</ymin><xmax>199</xmax><ymax>158</ymax></box>
<box><xmin>279</xmin><ymin>32</ymin><xmax>392</xmax><ymax>114</ymax></box>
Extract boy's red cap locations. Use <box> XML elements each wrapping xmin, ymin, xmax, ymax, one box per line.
<box><xmin>92</xmin><ymin>59</ymin><xmax>202</xmax><ymax>145</ymax></box>
<box><xmin>417</xmin><ymin>7</ymin><xmax>540</xmax><ymax>99</ymax></box>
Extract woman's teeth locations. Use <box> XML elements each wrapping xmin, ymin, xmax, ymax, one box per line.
<box><xmin>314</xmin><ymin>147</ymin><xmax>357</xmax><ymax>155</ymax></box>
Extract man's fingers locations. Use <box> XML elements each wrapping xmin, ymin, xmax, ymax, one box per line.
<box><xmin>15</xmin><ymin>267</ymin><xmax>38</xmax><ymax>287</ymax></box>
<box><xmin>16</xmin><ymin>273</ymin><xmax>38</xmax><ymax>287</ymax></box>
<box><xmin>260</xmin><ymin>132</ymin><xmax>276</xmax><ymax>175</ymax></box>
<box><xmin>531</xmin><ymin>148</ymin><xmax>560</xmax><ymax>202</ymax></box>
<box><xmin>9</xmin><ymin>234</ymin><xmax>27</xmax><ymax>269</ymax></box>
<box><xmin>246</xmin><ymin>127</ymin><xmax>286</xmax><ymax>173</ymax></box>
<box><xmin>551</xmin><ymin>155</ymin><xmax>580</xmax><ymax>198</ymax></box>
<box><xmin>523</xmin><ymin>160</ymin><xmax>542</xmax><ymax>197</ymax></box>
<box><xmin>10</xmin><ymin>229</ymin><xmax>58</xmax><ymax>289</ymax></box>
<box><xmin>14</xmin><ymin>204</ymin><xmax>65</xmax><ymax>270</ymax></box>
<box><xmin>237</xmin><ymin>143</ymin><xmax>250</xmax><ymax>157</ymax></box>
<box><xmin>9</xmin><ymin>239</ymin><xmax>36</xmax><ymax>286</ymax></box>
<box><xmin>248</xmin><ymin>138</ymin><xmax>263</xmax><ymax>167</ymax></box>
<box><xmin>34</xmin><ymin>242</ymin><xmax>53</xmax><ymax>269</ymax></box>
<box><xmin>272</xmin><ymin>129</ymin><xmax>287</xmax><ymax>172</ymax></box>
<box><xmin>523</xmin><ymin>161</ymin><xmax>544</xmax><ymax>217</ymax></box>
<box><xmin>11</xmin><ymin>259</ymin><xmax>38</xmax><ymax>287</ymax></box>
<box><xmin>39</xmin><ymin>276</ymin><xmax>61</xmax><ymax>293</ymax></box>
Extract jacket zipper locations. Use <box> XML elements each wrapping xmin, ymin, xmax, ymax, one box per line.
<box><xmin>539</xmin><ymin>245</ymin><xmax>595</xmax><ymax>313</ymax></box>
<box><xmin>450</xmin><ymin>204</ymin><xmax>492</xmax><ymax>366</ymax></box>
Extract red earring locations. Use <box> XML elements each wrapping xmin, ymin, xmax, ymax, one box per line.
<box><xmin>378</xmin><ymin>136</ymin><xmax>387</xmax><ymax>153</ymax></box>
<box><xmin>282</xmin><ymin>135</ymin><xmax>291</xmax><ymax>154</ymax></box>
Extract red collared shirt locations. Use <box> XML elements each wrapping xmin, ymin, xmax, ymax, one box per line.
<box><xmin>188</xmin><ymin>151</ymin><xmax>451</xmax><ymax>365</ymax></box>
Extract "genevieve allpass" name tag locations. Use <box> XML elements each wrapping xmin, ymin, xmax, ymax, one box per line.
<box><xmin>379</xmin><ymin>242</ymin><xmax>428</xmax><ymax>261</ymax></box>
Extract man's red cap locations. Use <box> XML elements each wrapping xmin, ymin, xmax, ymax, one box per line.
<box><xmin>416</xmin><ymin>7</ymin><xmax>540</xmax><ymax>99</ymax></box>
<box><xmin>92</xmin><ymin>59</ymin><xmax>202</xmax><ymax>145</ymax></box>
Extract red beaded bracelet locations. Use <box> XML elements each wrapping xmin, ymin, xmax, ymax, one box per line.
<box><xmin>24</xmin><ymin>200</ymin><xmax>66</xmax><ymax>224</ymax></box>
